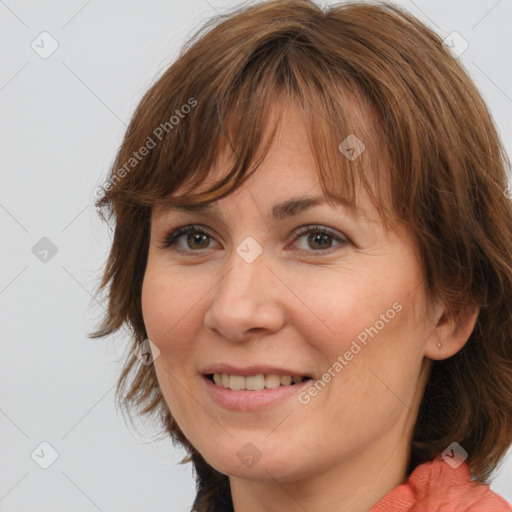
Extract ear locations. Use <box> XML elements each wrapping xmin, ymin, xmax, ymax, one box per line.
<box><xmin>425</xmin><ymin>301</ymin><xmax>480</xmax><ymax>361</ymax></box>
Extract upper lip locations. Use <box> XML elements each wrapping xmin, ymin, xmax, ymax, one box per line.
<box><xmin>200</xmin><ymin>363</ymin><xmax>311</xmax><ymax>378</ymax></box>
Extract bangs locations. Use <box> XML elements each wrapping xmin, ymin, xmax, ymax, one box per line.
<box><xmin>142</xmin><ymin>33</ymin><xmax>394</xmax><ymax>228</ymax></box>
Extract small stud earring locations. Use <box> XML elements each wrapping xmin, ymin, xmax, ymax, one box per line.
<box><xmin>437</xmin><ymin>341</ymin><xmax>443</xmax><ymax>350</ymax></box>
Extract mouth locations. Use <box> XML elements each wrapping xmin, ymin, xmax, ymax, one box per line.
<box><xmin>205</xmin><ymin>373</ymin><xmax>312</xmax><ymax>391</ymax></box>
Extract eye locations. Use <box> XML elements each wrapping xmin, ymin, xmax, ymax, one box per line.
<box><xmin>160</xmin><ymin>224</ymin><xmax>349</xmax><ymax>254</ymax></box>
<box><xmin>161</xmin><ymin>225</ymin><xmax>217</xmax><ymax>252</ymax></box>
<box><xmin>290</xmin><ymin>225</ymin><xmax>348</xmax><ymax>253</ymax></box>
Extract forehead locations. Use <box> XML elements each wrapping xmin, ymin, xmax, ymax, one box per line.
<box><xmin>154</xmin><ymin>96</ymin><xmax>394</xmax><ymax>228</ymax></box>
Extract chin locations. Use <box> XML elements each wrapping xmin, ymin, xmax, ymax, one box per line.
<box><xmin>197</xmin><ymin>438</ymin><xmax>312</xmax><ymax>483</ymax></box>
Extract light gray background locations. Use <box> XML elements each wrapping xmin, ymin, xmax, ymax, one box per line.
<box><xmin>1</xmin><ymin>0</ymin><xmax>511</xmax><ymax>510</ymax></box>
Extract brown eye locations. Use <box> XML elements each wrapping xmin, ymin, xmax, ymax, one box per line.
<box><xmin>290</xmin><ymin>225</ymin><xmax>348</xmax><ymax>253</ymax></box>
<box><xmin>162</xmin><ymin>225</ymin><xmax>216</xmax><ymax>251</ymax></box>
<box><xmin>186</xmin><ymin>232</ymin><xmax>210</xmax><ymax>249</ymax></box>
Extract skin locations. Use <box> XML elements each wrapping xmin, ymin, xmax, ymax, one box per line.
<box><xmin>141</xmin><ymin>102</ymin><xmax>479</xmax><ymax>512</ymax></box>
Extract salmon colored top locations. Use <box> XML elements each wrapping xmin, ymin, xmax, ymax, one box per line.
<box><xmin>370</xmin><ymin>455</ymin><xmax>511</xmax><ymax>512</ymax></box>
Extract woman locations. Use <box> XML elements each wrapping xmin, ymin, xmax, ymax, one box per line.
<box><xmin>90</xmin><ymin>1</ymin><xmax>512</xmax><ymax>510</ymax></box>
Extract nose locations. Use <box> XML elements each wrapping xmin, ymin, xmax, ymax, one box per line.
<box><xmin>203</xmin><ymin>246</ymin><xmax>287</xmax><ymax>343</ymax></box>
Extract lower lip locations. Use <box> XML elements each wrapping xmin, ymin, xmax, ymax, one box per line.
<box><xmin>202</xmin><ymin>375</ymin><xmax>312</xmax><ymax>411</ymax></box>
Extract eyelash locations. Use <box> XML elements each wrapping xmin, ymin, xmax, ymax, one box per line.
<box><xmin>160</xmin><ymin>224</ymin><xmax>349</xmax><ymax>255</ymax></box>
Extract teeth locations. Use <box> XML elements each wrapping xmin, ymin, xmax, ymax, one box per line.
<box><xmin>246</xmin><ymin>374</ymin><xmax>265</xmax><ymax>390</ymax></box>
<box><xmin>211</xmin><ymin>373</ymin><xmax>307</xmax><ymax>391</ymax></box>
<box><xmin>264</xmin><ymin>374</ymin><xmax>281</xmax><ymax>389</ymax></box>
<box><xmin>280</xmin><ymin>375</ymin><xmax>292</xmax><ymax>386</ymax></box>
<box><xmin>229</xmin><ymin>375</ymin><xmax>245</xmax><ymax>390</ymax></box>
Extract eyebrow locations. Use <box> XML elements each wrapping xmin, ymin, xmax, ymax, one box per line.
<box><xmin>159</xmin><ymin>195</ymin><xmax>361</xmax><ymax>221</ymax></box>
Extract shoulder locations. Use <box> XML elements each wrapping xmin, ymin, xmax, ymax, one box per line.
<box><xmin>371</xmin><ymin>455</ymin><xmax>512</xmax><ymax>512</ymax></box>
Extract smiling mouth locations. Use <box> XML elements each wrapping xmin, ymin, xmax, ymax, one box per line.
<box><xmin>206</xmin><ymin>373</ymin><xmax>312</xmax><ymax>391</ymax></box>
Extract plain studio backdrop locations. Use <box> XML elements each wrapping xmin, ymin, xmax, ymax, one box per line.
<box><xmin>1</xmin><ymin>0</ymin><xmax>511</xmax><ymax>510</ymax></box>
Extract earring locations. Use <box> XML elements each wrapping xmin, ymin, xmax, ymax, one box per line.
<box><xmin>437</xmin><ymin>341</ymin><xmax>443</xmax><ymax>350</ymax></box>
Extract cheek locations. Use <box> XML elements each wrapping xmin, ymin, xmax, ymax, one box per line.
<box><xmin>141</xmin><ymin>265</ymin><xmax>204</xmax><ymax>429</ymax></box>
<box><xmin>301</xmin><ymin>263</ymin><xmax>427</xmax><ymax>395</ymax></box>
<box><xmin>141</xmin><ymin>270</ymin><xmax>168</xmax><ymax>341</ymax></box>
<box><xmin>141</xmin><ymin>264</ymin><xmax>200</xmax><ymax>358</ymax></box>
<box><xmin>324</xmin><ymin>291</ymin><xmax>427</xmax><ymax>416</ymax></box>
<box><xmin>300</xmin><ymin>272</ymin><xmax>401</xmax><ymax>357</ymax></box>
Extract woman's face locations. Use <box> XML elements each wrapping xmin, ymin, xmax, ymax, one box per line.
<box><xmin>141</xmin><ymin>104</ymin><xmax>440</xmax><ymax>484</ymax></box>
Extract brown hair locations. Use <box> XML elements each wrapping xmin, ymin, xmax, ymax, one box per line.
<box><xmin>90</xmin><ymin>1</ymin><xmax>512</xmax><ymax>510</ymax></box>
